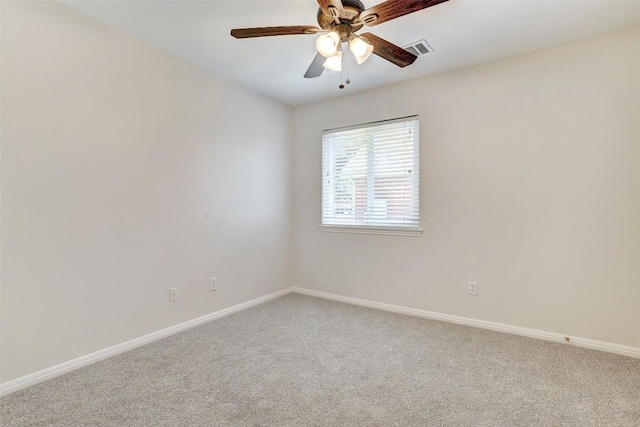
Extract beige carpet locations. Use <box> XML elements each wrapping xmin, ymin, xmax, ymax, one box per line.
<box><xmin>1</xmin><ymin>293</ymin><xmax>639</xmax><ymax>426</ymax></box>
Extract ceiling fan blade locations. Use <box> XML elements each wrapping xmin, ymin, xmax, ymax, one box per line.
<box><xmin>360</xmin><ymin>0</ymin><xmax>449</xmax><ymax>27</ymax></box>
<box><xmin>304</xmin><ymin>53</ymin><xmax>326</xmax><ymax>79</ymax></box>
<box><xmin>230</xmin><ymin>26</ymin><xmax>321</xmax><ymax>39</ymax></box>
<box><xmin>360</xmin><ymin>33</ymin><xmax>417</xmax><ymax>68</ymax></box>
<box><xmin>317</xmin><ymin>0</ymin><xmax>344</xmax><ymax>22</ymax></box>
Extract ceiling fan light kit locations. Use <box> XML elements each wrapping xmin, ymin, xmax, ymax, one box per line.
<box><xmin>231</xmin><ymin>0</ymin><xmax>449</xmax><ymax>83</ymax></box>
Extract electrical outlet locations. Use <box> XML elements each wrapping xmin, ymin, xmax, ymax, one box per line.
<box><xmin>169</xmin><ymin>287</ymin><xmax>178</xmax><ymax>302</ymax></box>
<box><xmin>209</xmin><ymin>277</ymin><xmax>217</xmax><ymax>292</ymax></box>
<box><xmin>468</xmin><ymin>282</ymin><xmax>478</xmax><ymax>296</ymax></box>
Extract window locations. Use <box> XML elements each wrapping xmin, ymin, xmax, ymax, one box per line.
<box><xmin>321</xmin><ymin>116</ymin><xmax>421</xmax><ymax>236</ymax></box>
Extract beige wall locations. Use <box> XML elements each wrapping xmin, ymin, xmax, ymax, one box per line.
<box><xmin>293</xmin><ymin>26</ymin><xmax>640</xmax><ymax>348</ymax></box>
<box><xmin>1</xmin><ymin>1</ymin><xmax>292</xmax><ymax>383</ymax></box>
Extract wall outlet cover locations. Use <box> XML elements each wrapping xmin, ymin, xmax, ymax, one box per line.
<box><xmin>468</xmin><ymin>282</ymin><xmax>478</xmax><ymax>296</ymax></box>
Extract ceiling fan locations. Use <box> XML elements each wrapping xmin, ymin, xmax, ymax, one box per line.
<box><xmin>230</xmin><ymin>0</ymin><xmax>449</xmax><ymax>80</ymax></box>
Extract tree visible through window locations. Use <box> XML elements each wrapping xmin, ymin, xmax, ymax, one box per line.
<box><xmin>321</xmin><ymin>116</ymin><xmax>420</xmax><ymax>231</ymax></box>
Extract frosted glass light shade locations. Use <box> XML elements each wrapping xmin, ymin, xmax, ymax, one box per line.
<box><xmin>323</xmin><ymin>50</ymin><xmax>342</xmax><ymax>71</ymax></box>
<box><xmin>349</xmin><ymin>37</ymin><xmax>374</xmax><ymax>64</ymax></box>
<box><xmin>316</xmin><ymin>32</ymin><xmax>340</xmax><ymax>57</ymax></box>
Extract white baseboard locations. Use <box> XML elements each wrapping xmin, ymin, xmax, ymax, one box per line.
<box><xmin>4</xmin><ymin>286</ymin><xmax>637</xmax><ymax>397</ymax></box>
<box><xmin>291</xmin><ymin>287</ymin><xmax>640</xmax><ymax>359</ymax></box>
<box><xmin>0</xmin><ymin>287</ymin><xmax>294</xmax><ymax>397</ymax></box>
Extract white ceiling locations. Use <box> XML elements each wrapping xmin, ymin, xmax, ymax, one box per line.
<box><xmin>58</xmin><ymin>0</ymin><xmax>640</xmax><ymax>106</ymax></box>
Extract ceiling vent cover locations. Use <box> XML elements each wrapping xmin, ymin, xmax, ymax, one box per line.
<box><xmin>403</xmin><ymin>39</ymin><xmax>433</xmax><ymax>56</ymax></box>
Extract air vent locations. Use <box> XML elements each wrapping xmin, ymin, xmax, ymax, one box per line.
<box><xmin>403</xmin><ymin>39</ymin><xmax>433</xmax><ymax>56</ymax></box>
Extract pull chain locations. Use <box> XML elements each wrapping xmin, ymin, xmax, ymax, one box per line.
<box><xmin>346</xmin><ymin>48</ymin><xmax>351</xmax><ymax>86</ymax></box>
<box><xmin>339</xmin><ymin>45</ymin><xmax>351</xmax><ymax>90</ymax></box>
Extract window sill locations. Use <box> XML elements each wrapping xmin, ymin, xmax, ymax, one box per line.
<box><xmin>318</xmin><ymin>225</ymin><xmax>423</xmax><ymax>237</ymax></box>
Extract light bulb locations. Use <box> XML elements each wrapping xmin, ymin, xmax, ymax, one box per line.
<box><xmin>323</xmin><ymin>50</ymin><xmax>343</xmax><ymax>71</ymax></box>
<box><xmin>316</xmin><ymin>32</ymin><xmax>340</xmax><ymax>57</ymax></box>
<box><xmin>349</xmin><ymin>37</ymin><xmax>374</xmax><ymax>65</ymax></box>
<box><xmin>349</xmin><ymin>37</ymin><xmax>368</xmax><ymax>56</ymax></box>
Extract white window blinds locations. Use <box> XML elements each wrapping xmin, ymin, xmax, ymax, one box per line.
<box><xmin>322</xmin><ymin>116</ymin><xmax>420</xmax><ymax>230</ymax></box>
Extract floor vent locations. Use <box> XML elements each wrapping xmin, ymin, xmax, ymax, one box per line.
<box><xmin>403</xmin><ymin>39</ymin><xmax>433</xmax><ymax>56</ymax></box>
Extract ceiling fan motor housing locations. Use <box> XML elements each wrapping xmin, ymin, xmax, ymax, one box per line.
<box><xmin>317</xmin><ymin>0</ymin><xmax>366</xmax><ymax>33</ymax></box>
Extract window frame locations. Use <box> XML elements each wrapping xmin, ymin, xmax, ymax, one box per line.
<box><xmin>319</xmin><ymin>115</ymin><xmax>422</xmax><ymax>237</ymax></box>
